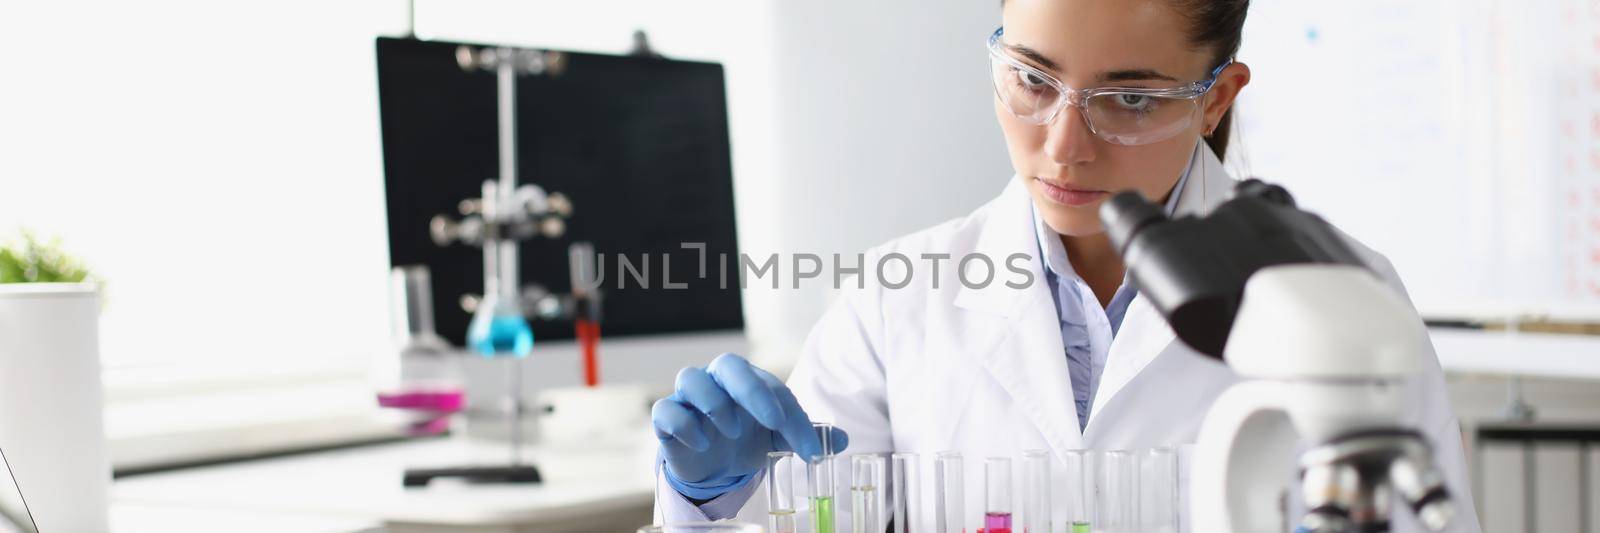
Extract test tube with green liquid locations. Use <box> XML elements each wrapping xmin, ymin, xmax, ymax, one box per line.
<box><xmin>809</xmin><ymin>423</ymin><xmax>838</xmax><ymax>533</ymax></box>
<box><xmin>1064</xmin><ymin>449</ymin><xmax>1092</xmax><ymax>533</ymax></box>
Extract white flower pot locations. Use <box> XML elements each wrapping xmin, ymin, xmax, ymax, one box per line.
<box><xmin>0</xmin><ymin>283</ymin><xmax>109</xmax><ymax>532</ymax></box>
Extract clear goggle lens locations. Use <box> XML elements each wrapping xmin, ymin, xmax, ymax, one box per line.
<box><xmin>989</xmin><ymin>55</ymin><xmax>1202</xmax><ymax>146</ymax></box>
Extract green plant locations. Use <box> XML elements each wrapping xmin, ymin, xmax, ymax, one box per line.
<box><xmin>0</xmin><ymin>230</ymin><xmax>95</xmax><ymax>284</ymax></box>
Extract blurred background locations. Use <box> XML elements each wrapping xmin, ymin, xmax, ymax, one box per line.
<box><xmin>0</xmin><ymin>0</ymin><xmax>1597</xmax><ymax>531</ymax></box>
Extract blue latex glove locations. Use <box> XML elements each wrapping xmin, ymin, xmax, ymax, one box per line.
<box><xmin>652</xmin><ymin>353</ymin><xmax>850</xmax><ymax>500</ymax></box>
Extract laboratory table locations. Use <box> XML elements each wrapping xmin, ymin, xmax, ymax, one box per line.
<box><xmin>112</xmin><ymin>436</ymin><xmax>658</xmax><ymax>532</ymax></box>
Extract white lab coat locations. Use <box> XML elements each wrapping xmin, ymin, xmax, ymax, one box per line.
<box><xmin>656</xmin><ymin>146</ymin><xmax>1483</xmax><ymax>532</ymax></box>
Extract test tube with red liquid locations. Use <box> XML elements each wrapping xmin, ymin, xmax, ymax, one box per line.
<box><xmin>985</xmin><ymin>457</ymin><xmax>1013</xmax><ymax>533</ymax></box>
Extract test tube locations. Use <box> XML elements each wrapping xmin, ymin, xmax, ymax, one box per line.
<box><xmin>934</xmin><ymin>452</ymin><xmax>965</xmax><ymax>533</ymax></box>
<box><xmin>809</xmin><ymin>424</ymin><xmax>838</xmax><ymax>533</ymax></box>
<box><xmin>851</xmin><ymin>454</ymin><xmax>886</xmax><ymax>533</ymax></box>
<box><xmin>890</xmin><ymin>453</ymin><xmax>920</xmax><ymax>533</ymax></box>
<box><xmin>1064</xmin><ymin>449</ymin><xmax>1092</xmax><ymax>533</ymax></box>
<box><xmin>1022</xmin><ymin>450</ymin><xmax>1051</xmax><ymax>533</ymax></box>
<box><xmin>768</xmin><ymin>451</ymin><xmax>802</xmax><ymax>533</ymax></box>
<box><xmin>1139</xmin><ymin>447</ymin><xmax>1178</xmax><ymax>533</ymax></box>
<box><xmin>1096</xmin><ymin>450</ymin><xmax>1137</xmax><ymax>533</ymax></box>
<box><xmin>985</xmin><ymin>457</ymin><xmax>1014</xmax><ymax>533</ymax></box>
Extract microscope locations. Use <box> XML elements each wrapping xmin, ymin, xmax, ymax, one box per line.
<box><xmin>1101</xmin><ymin>180</ymin><xmax>1456</xmax><ymax>532</ymax></box>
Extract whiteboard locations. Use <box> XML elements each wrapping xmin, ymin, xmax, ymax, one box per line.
<box><xmin>1229</xmin><ymin>0</ymin><xmax>1600</xmax><ymax>318</ymax></box>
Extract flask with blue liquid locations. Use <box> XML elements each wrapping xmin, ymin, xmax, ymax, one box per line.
<box><xmin>467</xmin><ymin>292</ymin><xmax>533</xmax><ymax>358</ymax></box>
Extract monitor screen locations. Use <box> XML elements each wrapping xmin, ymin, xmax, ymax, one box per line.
<box><xmin>376</xmin><ymin>37</ymin><xmax>743</xmax><ymax>345</ymax></box>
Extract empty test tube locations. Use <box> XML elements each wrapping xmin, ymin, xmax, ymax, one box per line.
<box><xmin>768</xmin><ymin>451</ymin><xmax>801</xmax><ymax>533</ymax></box>
<box><xmin>1064</xmin><ymin>449</ymin><xmax>1092</xmax><ymax>533</ymax></box>
<box><xmin>1139</xmin><ymin>447</ymin><xmax>1178</xmax><ymax>533</ymax></box>
<box><xmin>935</xmin><ymin>452</ymin><xmax>965</xmax><ymax>533</ymax></box>
<box><xmin>809</xmin><ymin>424</ymin><xmax>839</xmax><ymax>533</ymax></box>
<box><xmin>1022</xmin><ymin>450</ymin><xmax>1051</xmax><ymax>533</ymax></box>
<box><xmin>986</xmin><ymin>457</ymin><xmax>1014</xmax><ymax>533</ymax></box>
<box><xmin>851</xmin><ymin>454</ymin><xmax>886</xmax><ymax>533</ymax></box>
<box><xmin>890</xmin><ymin>452</ymin><xmax>920</xmax><ymax>533</ymax></box>
<box><xmin>1098</xmin><ymin>450</ymin><xmax>1137</xmax><ymax>533</ymax></box>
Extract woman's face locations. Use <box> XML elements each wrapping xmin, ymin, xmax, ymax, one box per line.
<box><xmin>998</xmin><ymin>0</ymin><xmax>1249</xmax><ymax>237</ymax></box>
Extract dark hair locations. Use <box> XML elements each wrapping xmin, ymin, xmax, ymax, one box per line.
<box><xmin>999</xmin><ymin>0</ymin><xmax>1250</xmax><ymax>157</ymax></box>
<box><xmin>1166</xmin><ymin>0</ymin><xmax>1249</xmax><ymax>158</ymax></box>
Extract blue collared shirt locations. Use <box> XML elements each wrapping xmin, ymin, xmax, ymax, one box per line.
<box><xmin>1033</xmin><ymin>149</ymin><xmax>1194</xmax><ymax>431</ymax></box>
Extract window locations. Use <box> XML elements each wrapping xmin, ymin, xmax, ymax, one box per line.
<box><xmin>0</xmin><ymin>1</ymin><xmax>408</xmax><ymax>468</ymax></box>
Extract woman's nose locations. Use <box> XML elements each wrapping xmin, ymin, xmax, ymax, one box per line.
<box><xmin>1043</xmin><ymin>105</ymin><xmax>1098</xmax><ymax>167</ymax></box>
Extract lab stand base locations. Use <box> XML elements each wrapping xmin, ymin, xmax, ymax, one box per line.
<box><xmin>404</xmin><ymin>465</ymin><xmax>542</xmax><ymax>487</ymax></box>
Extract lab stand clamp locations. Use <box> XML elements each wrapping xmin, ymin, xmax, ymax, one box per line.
<box><xmin>431</xmin><ymin>183</ymin><xmax>604</xmax><ymax>377</ymax></box>
<box><xmin>429</xmin><ymin>180</ymin><xmax>572</xmax><ymax>250</ymax></box>
<box><xmin>429</xmin><ymin>179</ymin><xmax>585</xmax><ymax>330</ymax></box>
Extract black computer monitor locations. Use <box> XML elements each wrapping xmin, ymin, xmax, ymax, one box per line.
<box><xmin>376</xmin><ymin>37</ymin><xmax>743</xmax><ymax>346</ymax></box>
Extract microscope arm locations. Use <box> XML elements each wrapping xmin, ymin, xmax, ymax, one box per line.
<box><xmin>1190</xmin><ymin>380</ymin><xmax>1298</xmax><ymax>533</ymax></box>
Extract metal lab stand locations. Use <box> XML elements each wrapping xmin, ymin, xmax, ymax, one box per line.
<box><xmin>411</xmin><ymin>43</ymin><xmax>573</xmax><ymax>487</ymax></box>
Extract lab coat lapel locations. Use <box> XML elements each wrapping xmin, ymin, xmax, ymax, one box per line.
<box><xmin>954</xmin><ymin>177</ymin><xmax>1086</xmax><ymax>454</ymax></box>
<box><xmin>1089</xmin><ymin>145</ymin><xmax>1235</xmax><ymax>421</ymax></box>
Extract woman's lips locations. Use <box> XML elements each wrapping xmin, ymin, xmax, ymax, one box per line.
<box><xmin>1036</xmin><ymin>178</ymin><xmax>1108</xmax><ymax>207</ymax></box>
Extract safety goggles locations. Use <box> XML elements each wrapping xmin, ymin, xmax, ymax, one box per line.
<box><xmin>986</xmin><ymin>27</ymin><xmax>1232</xmax><ymax>146</ymax></box>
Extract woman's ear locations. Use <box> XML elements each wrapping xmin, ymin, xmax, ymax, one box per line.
<box><xmin>1203</xmin><ymin>62</ymin><xmax>1251</xmax><ymax>133</ymax></box>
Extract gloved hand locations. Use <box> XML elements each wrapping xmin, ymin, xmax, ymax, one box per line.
<box><xmin>652</xmin><ymin>353</ymin><xmax>850</xmax><ymax>501</ymax></box>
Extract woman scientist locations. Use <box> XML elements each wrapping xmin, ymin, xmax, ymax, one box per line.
<box><xmin>651</xmin><ymin>0</ymin><xmax>1481</xmax><ymax>530</ymax></box>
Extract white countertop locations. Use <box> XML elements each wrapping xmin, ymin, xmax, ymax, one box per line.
<box><xmin>1430</xmin><ymin>328</ymin><xmax>1600</xmax><ymax>381</ymax></box>
<box><xmin>112</xmin><ymin>435</ymin><xmax>659</xmax><ymax>532</ymax></box>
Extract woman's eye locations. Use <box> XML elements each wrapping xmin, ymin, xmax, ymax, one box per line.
<box><xmin>1013</xmin><ymin>69</ymin><xmax>1049</xmax><ymax>92</ymax></box>
<box><xmin>1114</xmin><ymin>94</ymin><xmax>1152</xmax><ymax>109</ymax></box>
